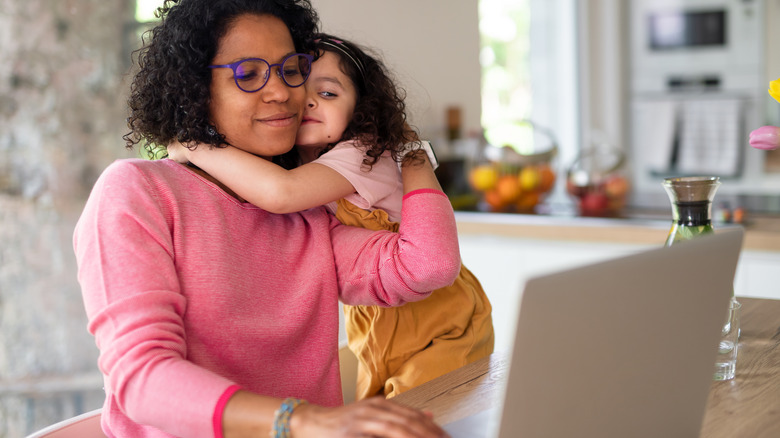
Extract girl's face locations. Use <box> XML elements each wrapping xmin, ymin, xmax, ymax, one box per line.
<box><xmin>296</xmin><ymin>51</ymin><xmax>358</xmax><ymax>150</ymax></box>
<box><xmin>209</xmin><ymin>14</ymin><xmax>305</xmax><ymax>159</ymax></box>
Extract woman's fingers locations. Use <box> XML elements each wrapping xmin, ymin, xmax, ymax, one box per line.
<box><xmin>353</xmin><ymin>397</ymin><xmax>446</xmax><ymax>437</ymax></box>
<box><xmin>292</xmin><ymin>397</ymin><xmax>449</xmax><ymax>438</ymax></box>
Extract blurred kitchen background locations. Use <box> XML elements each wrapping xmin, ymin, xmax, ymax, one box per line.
<box><xmin>2</xmin><ymin>0</ymin><xmax>780</xmax><ymax>435</ymax></box>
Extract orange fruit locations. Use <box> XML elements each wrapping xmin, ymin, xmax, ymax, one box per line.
<box><xmin>495</xmin><ymin>175</ymin><xmax>522</xmax><ymax>203</ymax></box>
<box><xmin>537</xmin><ymin>164</ymin><xmax>556</xmax><ymax>192</ymax></box>
<box><xmin>516</xmin><ymin>192</ymin><xmax>540</xmax><ymax>211</ymax></box>
<box><xmin>484</xmin><ymin>189</ymin><xmax>508</xmax><ymax>211</ymax></box>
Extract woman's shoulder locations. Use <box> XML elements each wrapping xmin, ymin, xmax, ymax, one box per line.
<box><xmin>101</xmin><ymin>158</ymin><xmax>181</xmax><ymax>180</ymax></box>
<box><xmin>105</xmin><ymin>157</ymin><xmax>176</xmax><ymax>170</ymax></box>
<box><xmin>93</xmin><ymin>159</ymin><xmax>191</xmax><ymax>199</ymax></box>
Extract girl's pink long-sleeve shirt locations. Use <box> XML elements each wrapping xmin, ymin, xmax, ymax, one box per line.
<box><xmin>73</xmin><ymin>159</ymin><xmax>460</xmax><ymax>438</ymax></box>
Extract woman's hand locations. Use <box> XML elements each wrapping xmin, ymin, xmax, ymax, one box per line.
<box><xmin>291</xmin><ymin>397</ymin><xmax>449</xmax><ymax>438</ymax></box>
<box><xmin>166</xmin><ymin>140</ymin><xmax>192</xmax><ymax>163</ymax></box>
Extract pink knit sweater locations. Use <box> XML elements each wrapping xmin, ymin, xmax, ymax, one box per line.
<box><xmin>73</xmin><ymin>159</ymin><xmax>460</xmax><ymax>438</ymax></box>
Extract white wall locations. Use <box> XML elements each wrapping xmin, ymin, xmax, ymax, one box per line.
<box><xmin>576</xmin><ymin>0</ymin><xmax>627</xmax><ymax>160</ymax></box>
<box><xmin>312</xmin><ymin>0</ymin><xmax>482</xmax><ymax>141</ymax></box>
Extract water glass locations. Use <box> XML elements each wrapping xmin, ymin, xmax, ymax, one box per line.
<box><xmin>714</xmin><ymin>299</ymin><xmax>741</xmax><ymax>381</ymax></box>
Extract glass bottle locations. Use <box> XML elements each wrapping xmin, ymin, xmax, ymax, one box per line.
<box><xmin>662</xmin><ymin>176</ymin><xmax>720</xmax><ymax>246</ymax></box>
<box><xmin>663</xmin><ymin>176</ymin><xmax>740</xmax><ymax>380</ymax></box>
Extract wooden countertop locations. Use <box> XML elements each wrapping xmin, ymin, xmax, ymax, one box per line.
<box><xmin>454</xmin><ymin>211</ymin><xmax>780</xmax><ymax>251</ymax></box>
<box><xmin>394</xmin><ymin>297</ymin><xmax>780</xmax><ymax>437</ymax></box>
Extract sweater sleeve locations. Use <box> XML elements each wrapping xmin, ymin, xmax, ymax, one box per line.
<box><xmin>313</xmin><ymin>141</ymin><xmax>399</xmax><ymax>207</ymax></box>
<box><xmin>73</xmin><ymin>161</ymin><xmax>235</xmax><ymax>438</ymax></box>
<box><xmin>331</xmin><ymin>189</ymin><xmax>461</xmax><ymax>306</ymax></box>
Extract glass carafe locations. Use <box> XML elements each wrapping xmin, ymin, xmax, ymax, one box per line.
<box><xmin>662</xmin><ymin>176</ymin><xmax>720</xmax><ymax>246</ymax></box>
<box><xmin>663</xmin><ymin>176</ymin><xmax>740</xmax><ymax>380</ymax></box>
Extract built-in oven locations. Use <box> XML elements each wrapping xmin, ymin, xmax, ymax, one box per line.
<box><xmin>648</xmin><ymin>9</ymin><xmax>727</xmax><ymax>50</ymax></box>
<box><xmin>628</xmin><ymin>0</ymin><xmax>766</xmax><ymax>196</ymax></box>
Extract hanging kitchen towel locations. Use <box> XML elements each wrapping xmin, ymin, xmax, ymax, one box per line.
<box><xmin>676</xmin><ymin>98</ymin><xmax>742</xmax><ymax>176</ymax></box>
<box><xmin>632</xmin><ymin>99</ymin><xmax>677</xmax><ymax>174</ymax></box>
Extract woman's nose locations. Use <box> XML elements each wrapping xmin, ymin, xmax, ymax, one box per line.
<box><xmin>261</xmin><ymin>72</ymin><xmax>291</xmax><ymax>103</ymax></box>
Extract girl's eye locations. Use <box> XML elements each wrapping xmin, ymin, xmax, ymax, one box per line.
<box><xmin>319</xmin><ymin>91</ymin><xmax>337</xmax><ymax>98</ymax></box>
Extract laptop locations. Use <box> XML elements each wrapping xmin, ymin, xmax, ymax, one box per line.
<box><xmin>444</xmin><ymin>229</ymin><xmax>744</xmax><ymax>438</ymax></box>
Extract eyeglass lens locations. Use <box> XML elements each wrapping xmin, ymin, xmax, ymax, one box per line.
<box><xmin>234</xmin><ymin>54</ymin><xmax>311</xmax><ymax>92</ymax></box>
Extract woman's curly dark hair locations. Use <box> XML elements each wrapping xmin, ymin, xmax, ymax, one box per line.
<box><xmin>314</xmin><ymin>34</ymin><xmax>420</xmax><ymax>169</ymax></box>
<box><xmin>124</xmin><ymin>0</ymin><xmax>319</xmax><ymax>166</ymax></box>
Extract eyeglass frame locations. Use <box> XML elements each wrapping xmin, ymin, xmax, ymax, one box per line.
<box><xmin>208</xmin><ymin>53</ymin><xmax>315</xmax><ymax>93</ymax></box>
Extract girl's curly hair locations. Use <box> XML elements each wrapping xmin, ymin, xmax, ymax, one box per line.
<box><xmin>124</xmin><ymin>0</ymin><xmax>319</xmax><ymax>166</ymax></box>
<box><xmin>314</xmin><ymin>34</ymin><xmax>419</xmax><ymax>169</ymax></box>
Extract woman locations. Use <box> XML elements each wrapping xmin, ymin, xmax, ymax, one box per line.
<box><xmin>74</xmin><ymin>0</ymin><xmax>456</xmax><ymax>437</ymax></box>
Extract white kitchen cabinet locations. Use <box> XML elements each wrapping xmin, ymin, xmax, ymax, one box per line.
<box><xmin>734</xmin><ymin>250</ymin><xmax>780</xmax><ymax>300</ymax></box>
<box><xmin>457</xmin><ymin>234</ymin><xmax>780</xmax><ymax>352</ymax></box>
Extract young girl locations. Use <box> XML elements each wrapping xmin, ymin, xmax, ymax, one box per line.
<box><xmin>170</xmin><ymin>34</ymin><xmax>494</xmax><ymax>399</ymax></box>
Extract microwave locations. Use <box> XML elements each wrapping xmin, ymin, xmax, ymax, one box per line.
<box><xmin>648</xmin><ymin>9</ymin><xmax>726</xmax><ymax>50</ymax></box>
<box><xmin>629</xmin><ymin>0</ymin><xmax>763</xmax><ymax>94</ymax></box>
<box><xmin>627</xmin><ymin>0</ymin><xmax>766</xmax><ymax>194</ymax></box>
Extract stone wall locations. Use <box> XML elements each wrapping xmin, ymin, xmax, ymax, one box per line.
<box><xmin>0</xmin><ymin>0</ymin><xmax>135</xmax><ymax>435</ymax></box>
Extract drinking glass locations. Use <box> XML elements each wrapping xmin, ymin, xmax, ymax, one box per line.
<box><xmin>714</xmin><ymin>299</ymin><xmax>741</xmax><ymax>381</ymax></box>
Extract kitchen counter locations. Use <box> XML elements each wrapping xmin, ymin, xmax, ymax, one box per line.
<box><xmin>454</xmin><ymin>210</ymin><xmax>780</xmax><ymax>251</ymax></box>
<box><xmin>453</xmin><ymin>209</ymin><xmax>780</xmax><ymax>352</ymax></box>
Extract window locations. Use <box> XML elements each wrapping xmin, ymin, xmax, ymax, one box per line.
<box><xmin>129</xmin><ymin>0</ymin><xmax>167</xmax><ymax>158</ymax></box>
<box><xmin>479</xmin><ymin>0</ymin><xmax>532</xmax><ymax>151</ymax></box>
<box><xmin>479</xmin><ymin>0</ymin><xmax>579</xmax><ymax>203</ymax></box>
<box><xmin>131</xmin><ymin>0</ymin><xmax>164</xmax><ymax>50</ymax></box>
<box><xmin>122</xmin><ymin>0</ymin><xmax>164</xmax><ymax>69</ymax></box>
<box><xmin>136</xmin><ymin>0</ymin><xmax>164</xmax><ymax>23</ymax></box>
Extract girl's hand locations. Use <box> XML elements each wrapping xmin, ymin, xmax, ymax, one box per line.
<box><xmin>399</xmin><ymin>141</ymin><xmax>438</xmax><ymax>170</ymax></box>
<box><xmin>291</xmin><ymin>397</ymin><xmax>449</xmax><ymax>438</ymax></box>
<box><xmin>400</xmin><ymin>148</ymin><xmax>443</xmax><ymax>195</ymax></box>
<box><xmin>166</xmin><ymin>141</ymin><xmax>192</xmax><ymax>163</ymax></box>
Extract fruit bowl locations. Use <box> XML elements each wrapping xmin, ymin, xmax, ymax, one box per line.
<box><xmin>467</xmin><ymin>122</ymin><xmax>558</xmax><ymax>213</ymax></box>
<box><xmin>565</xmin><ymin>147</ymin><xmax>629</xmax><ymax>216</ymax></box>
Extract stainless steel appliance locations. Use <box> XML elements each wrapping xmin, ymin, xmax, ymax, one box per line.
<box><xmin>628</xmin><ymin>0</ymin><xmax>765</xmax><ymax>196</ymax></box>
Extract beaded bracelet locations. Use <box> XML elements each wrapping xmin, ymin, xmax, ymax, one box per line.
<box><xmin>270</xmin><ymin>397</ymin><xmax>307</xmax><ymax>438</ymax></box>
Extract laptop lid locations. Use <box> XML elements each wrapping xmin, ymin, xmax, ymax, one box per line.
<box><xmin>447</xmin><ymin>228</ymin><xmax>743</xmax><ymax>438</ymax></box>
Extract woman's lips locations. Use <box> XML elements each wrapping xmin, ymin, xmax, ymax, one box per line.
<box><xmin>257</xmin><ymin>112</ymin><xmax>298</xmax><ymax>128</ymax></box>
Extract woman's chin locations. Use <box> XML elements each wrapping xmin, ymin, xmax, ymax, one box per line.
<box><xmin>231</xmin><ymin>134</ymin><xmax>298</xmax><ymax>157</ymax></box>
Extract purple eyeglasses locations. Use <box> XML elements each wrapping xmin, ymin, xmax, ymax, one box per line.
<box><xmin>209</xmin><ymin>53</ymin><xmax>314</xmax><ymax>93</ymax></box>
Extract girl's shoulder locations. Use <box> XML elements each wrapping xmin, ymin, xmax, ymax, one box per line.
<box><xmin>317</xmin><ymin>140</ymin><xmax>370</xmax><ymax>164</ymax></box>
<box><xmin>323</xmin><ymin>139</ymin><xmax>392</xmax><ymax>160</ymax></box>
<box><xmin>325</xmin><ymin>139</ymin><xmax>366</xmax><ymax>154</ymax></box>
<box><xmin>314</xmin><ymin>140</ymin><xmax>397</xmax><ymax>179</ymax></box>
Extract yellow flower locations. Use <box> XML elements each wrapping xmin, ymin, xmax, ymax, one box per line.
<box><xmin>769</xmin><ymin>78</ymin><xmax>780</xmax><ymax>103</ymax></box>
